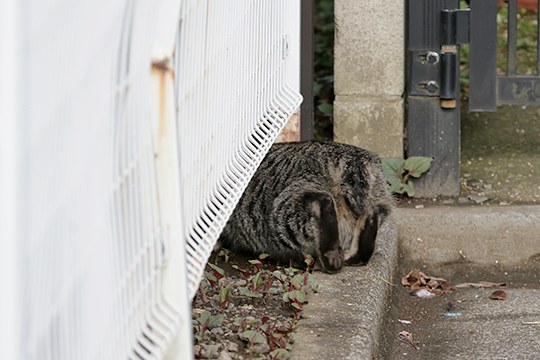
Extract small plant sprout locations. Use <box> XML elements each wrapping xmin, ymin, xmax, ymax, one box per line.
<box><xmin>382</xmin><ymin>156</ymin><xmax>433</xmax><ymax>197</ymax></box>
<box><xmin>193</xmin><ymin>250</ymin><xmax>319</xmax><ymax>358</ymax></box>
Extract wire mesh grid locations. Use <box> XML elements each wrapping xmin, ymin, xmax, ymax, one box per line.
<box><xmin>2</xmin><ymin>0</ymin><xmax>300</xmax><ymax>358</ymax></box>
<box><xmin>175</xmin><ymin>0</ymin><xmax>302</xmax><ymax>299</ymax></box>
<box><xmin>13</xmin><ymin>1</ymin><xmax>184</xmax><ymax>359</ymax></box>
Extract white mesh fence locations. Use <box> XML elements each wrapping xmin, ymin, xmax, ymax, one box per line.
<box><xmin>0</xmin><ymin>0</ymin><xmax>301</xmax><ymax>358</ymax></box>
<box><xmin>1</xmin><ymin>0</ymin><xmax>190</xmax><ymax>358</ymax></box>
<box><xmin>176</xmin><ymin>0</ymin><xmax>302</xmax><ymax>300</ymax></box>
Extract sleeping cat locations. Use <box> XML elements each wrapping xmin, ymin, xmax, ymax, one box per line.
<box><xmin>219</xmin><ymin>141</ymin><xmax>394</xmax><ymax>273</ymax></box>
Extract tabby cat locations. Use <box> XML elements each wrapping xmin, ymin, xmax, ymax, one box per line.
<box><xmin>219</xmin><ymin>141</ymin><xmax>393</xmax><ymax>273</ymax></box>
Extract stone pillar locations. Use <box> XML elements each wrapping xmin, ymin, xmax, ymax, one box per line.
<box><xmin>334</xmin><ymin>0</ymin><xmax>405</xmax><ymax>158</ymax></box>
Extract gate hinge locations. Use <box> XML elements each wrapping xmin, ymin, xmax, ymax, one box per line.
<box><xmin>407</xmin><ymin>8</ymin><xmax>470</xmax><ymax>109</ymax></box>
<box><xmin>439</xmin><ymin>8</ymin><xmax>470</xmax><ymax>108</ymax></box>
<box><xmin>441</xmin><ymin>9</ymin><xmax>470</xmax><ymax>46</ymax></box>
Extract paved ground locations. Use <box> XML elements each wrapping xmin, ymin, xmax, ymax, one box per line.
<box><xmin>461</xmin><ymin>104</ymin><xmax>540</xmax><ymax>204</ymax></box>
<box><xmin>384</xmin><ymin>282</ymin><xmax>540</xmax><ymax>360</ymax></box>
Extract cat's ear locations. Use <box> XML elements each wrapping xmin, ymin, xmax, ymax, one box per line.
<box><xmin>346</xmin><ymin>211</ymin><xmax>378</xmax><ymax>266</ymax></box>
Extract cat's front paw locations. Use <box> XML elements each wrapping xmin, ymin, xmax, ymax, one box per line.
<box><xmin>322</xmin><ymin>246</ymin><xmax>344</xmax><ymax>273</ymax></box>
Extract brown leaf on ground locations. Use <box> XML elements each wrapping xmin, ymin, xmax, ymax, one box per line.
<box><xmin>522</xmin><ymin>320</ymin><xmax>540</xmax><ymax>325</ymax></box>
<box><xmin>401</xmin><ymin>269</ymin><xmax>455</xmax><ymax>296</ymax></box>
<box><xmin>455</xmin><ymin>281</ymin><xmax>506</xmax><ymax>289</ymax></box>
<box><xmin>446</xmin><ymin>302</ymin><xmax>459</xmax><ymax>312</ymax></box>
<box><xmin>398</xmin><ymin>331</ymin><xmax>420</xmax><ymax>349</ymax></box>
<box><xmin>489</xmin><ymin>290</ymin><xmax>507</xmax><ymax>300</ymax></box>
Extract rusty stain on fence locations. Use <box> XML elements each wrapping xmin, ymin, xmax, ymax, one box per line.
<box><xmin>152</xmin><ymin>56</ymin><xmax>174</xmax><ymax>152</ymax></box>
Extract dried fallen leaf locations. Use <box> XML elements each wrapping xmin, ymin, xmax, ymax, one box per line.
<box><xmin>455</xmin><ymin>281</ymin><xmax>506</xmax><ymax>289</ymax></box>
<box><xmin>489</xmin><ymin>290</ymin><xmax>507</xmax><ymax>300</ymax></box>
<box><xmin>401</xmin><ymin>269</ymin><xmax>455</xmax><ymax>296</ymax></box>
<box><xmin>398</xmin><ymin>331</ymin><xmax>420</xmax><ymax>349</ymax></box>
<box><xmin>446</xmin><ymin>302</ymin><xmax>459</xmax><ymax>312</ymax></box>
<box><xmin>522</xmin><ymin>320</ymin><xmax>540</xmax><ymax>325</ymax></box>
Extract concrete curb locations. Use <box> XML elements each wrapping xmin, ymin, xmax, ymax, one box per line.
<box><xmin>292</xmin><ymin>219</ymin><xmax>398</xmax><ymax>360</ymax></box>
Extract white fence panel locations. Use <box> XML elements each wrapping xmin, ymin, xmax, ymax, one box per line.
<box><xmin>176</xmin><ymin>0</ymin><xmax>302</xmax><ymax>299</ymax></box>
<box><xmin>0</xmin><ymin>0</ymin><xmax>192</xmax><ymax>359</ymax></box>
<box><xmin>0</xmin><ymin>0</ymin><xmax>301</xmax><ymax>358</ymax></box>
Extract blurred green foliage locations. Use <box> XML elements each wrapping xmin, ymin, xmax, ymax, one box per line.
<box><xmin>314</xmin><ymin>0</ymin><xmax>334</xmax><ymax>140</ymax></box>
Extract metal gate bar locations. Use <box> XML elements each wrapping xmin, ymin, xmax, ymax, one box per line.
<box><xmin>537</xmin><ymin>0</ymin><xmax>540</xmax><ymax>74</ymax></box>
<box><xmin>469</xmin><ymin>0</ymin><xmax>498</xmax><ymax>110</ymax></box>
<box><xmin>508</xmin><ymin>0</ymin><xmax>518</xmax><ymax>75</ymax></box>
<box><xmin>300</xmin><ymin>0</ymin><xmax>314</xmax><ymax>141</ymax></box>
<box><xmin>470</xmin><ymin>0</ymin><xmax>540</xmax><ymax>110</ymax></box>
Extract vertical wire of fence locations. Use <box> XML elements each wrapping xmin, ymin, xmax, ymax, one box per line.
<box><xmin>0</xmin><ymin>0</ymin><xmax>301</xmax><ymax>358</ymax></box>
<box><xmin>176</xmin><ymin>0</ymin><xmax>302</xmax><ymax>300</ymax></box>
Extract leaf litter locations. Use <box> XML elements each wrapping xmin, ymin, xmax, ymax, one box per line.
<box><xmin>401</xmin><ymin>269</ymin><xmax>455</xmax><ymax>296</ymax></box>
<box><xmin>398</xmin><ymin>331</ymin><xmax>420</xmax><ymax>349</ymax></box>
<box><xmin>192</xmin><ymin>250</ymin><xmax>319</xmax><ymax>359</ymax></box>
<box><xmin>455</xmin><ymin>281</ymin><xmax>506</xmax><ymax>289</ymax></box>
<box><xmin>522</xmin><ymin>320</ymin><xmax>540</xmax><ymax>325</ymax></box>
<box><xmin>489</xmin><ymin>290</ymin><xmax>507</xmax><ymax>300</ymax></box>
<box><xmin>399</xmin><ymin>268</ymin><xmax>512</xmax><ymax>347</ymax></box>
<box><xmin>402</xmin><ymin>269</ymin><xmax>508</xmax><ymax>297</ymax></box>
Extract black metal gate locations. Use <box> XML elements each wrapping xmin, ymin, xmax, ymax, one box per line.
<box><xmin>407</xmin><ymin>0</ymin><xmax>540</xmax><ymax>197</ymax></box>
<box><xmin>407</xmin><ymin>0</ymin><xmax>467</xmax><ymax>197</ymax></box>
<box><xmin>469</xmin><ymin>0</ymin><xmax>540</xmax><ymax>110</ymax></box>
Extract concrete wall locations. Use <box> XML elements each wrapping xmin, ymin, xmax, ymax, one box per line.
<box><xmin>334</xmin><ymin>0</ymin><xmax>405</xmax><ymax>158</ymax></box>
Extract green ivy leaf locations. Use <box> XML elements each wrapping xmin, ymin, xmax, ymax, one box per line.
<box><xmin>403</xmin><ymin>182</ymin><xmax>415</xmax><ymax>197</ymax></box>
<box><xmin>390</xmin><ymin>181</ymin><xmax>405</xmax><ymax>194</ymax></box>
<box><xmin>251</xmin><ymin>271</ymin><xmax>264</xmax><ymax>289</ymax></box>
<box><xmin>286</xmin><ymin>290</ymin><xmax>307</xmax><ymax>303</ymax></box>
<box><xmin>197</xmin><ymin>310</ymin><xmax>211</xmax><ymax>325</ymax></box>
<box><xmin>272</xmin><ymin>270</ymin><xmax>287</xmax><ymax>282</ymax></box>
<box><xmin>269</xmin><ymin>348</ymin><xmax>290</xmax><ymax>360</ymax></box>
<box><xmin>207</xmin><ymin>263</ymin><xmax>225</xmax><ymax>278</ymax></box>
<box><xmin>219</xmin><ymin>285</ymin><xmax>232</xmax><ymax>306</ymax></box>
<box><xmin>208</xmin><ymin>314</ymin><xmax>225</xmax><ymax>328</ymax></box>
<box><xmin>204</xmin><ymin>270</ymin><xmax>218</xmax><ymax>284</ymax></box>
<box><xmin>284</xmin><ymin>267</ymin><xmax>300</xmax><ymax>277</ymax></box>
<box><xmin>290</xmin><ymin>274</ymin><xmax>304</xmax><ymax>290</ymax></box>
<box><xmin>304</xmin><ymin>254</ymin><xmax>315</xmax><ymax>267</ymax></box>
<box><xmin>282</xmin><ymin>292</ymin><xmax>290</xmax><ymax>302</ymax></box>
<box><xmin>404</xmin><ymin>156</ymin><xmax>433</xmax><ymax>178</ymax></box>
<box><xmin>382</xmin><ymin>157</ymin><xmax>405</xmax><ymax>189</ymax></box>
<box><xmin>239</xmin><ymin>286</ymin><xmax>263</xmax><ymax>298</ymax></box>
<box><xmin>317</xmin><ymin>102</ymin><xmax>333</xmax><ymax>115</ymax></box>
<box><xmin>240</xmin><ymin>330</ymin><xmax>267</xmax><ymax>345</ymax></box>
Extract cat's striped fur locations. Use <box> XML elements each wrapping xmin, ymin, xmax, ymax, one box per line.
<box><xmin>219</xmin><ymin>141</ymin><xmax>394</xmax><ymax>273</ymax></box>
